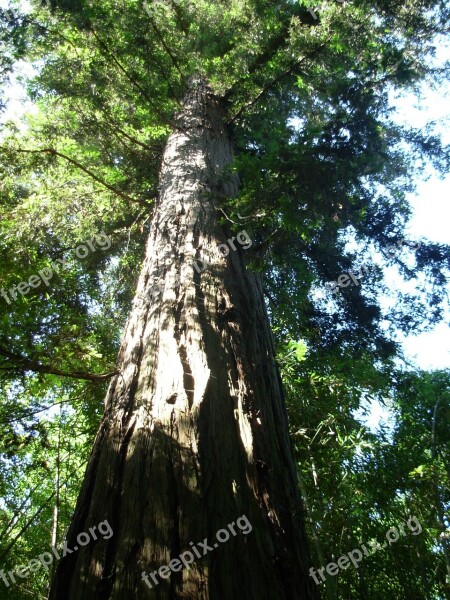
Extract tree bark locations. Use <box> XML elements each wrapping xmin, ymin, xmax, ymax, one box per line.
<box><xmin>49</xmin><ymin>78</ymin><xmax>318</xmax><ymax>600</ymax></box>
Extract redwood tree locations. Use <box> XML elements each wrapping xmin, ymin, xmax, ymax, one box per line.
<box><xmin>44</xmin><ymin>75</ymin><xmax>318</xmax><ymax>599</ymax></box>
<box><xmin>1</xmin><ymin>0</ymin><xmax>450</xmax><ymax>598</ymax></box>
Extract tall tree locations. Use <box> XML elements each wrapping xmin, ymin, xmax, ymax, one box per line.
<box><xmin>48</xmin><ymin>77</ymin><xmax>319</xmax><ymax>599</ymax></box>
<box><xmin>1</xmin><ymin>0</ymin><xmax>450</xmax><ymax>598</ymax></box>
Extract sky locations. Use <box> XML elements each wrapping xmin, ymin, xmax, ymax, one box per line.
<box><xmin>391</xmin><ymin>78</ymin><xmax>450</xmax><ymax>371</ymax></box>
<box><xmin>360</xmin><ymin>76</ymin><xmax>450</xmax><ymax>429</ymax></box>
<box><xmin>358</xmin><ymin>71</ymin><xmax>450</xmax><ymax>430</ymax></box>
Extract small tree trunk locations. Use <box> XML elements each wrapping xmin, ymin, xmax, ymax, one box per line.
<box><xmin>49</xmin><ymin>407</ymin><xmax>61</xmax><ymax>587</ymax></box>
<box><xmin>49</xmin><ymin>79</ymin><xmax>318</xmax><ymax>600</ymax></box>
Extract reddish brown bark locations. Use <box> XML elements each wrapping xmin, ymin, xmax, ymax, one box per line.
<box><xmin>49</xmin><ymin>79</ymin><xmax>318</xmax><ymax>600</ymax></box>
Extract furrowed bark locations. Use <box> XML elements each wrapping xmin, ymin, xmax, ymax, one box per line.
<box><xmin>49</xmin><ymin>79</ymin><xmax>318</xmax><ymax>600</ymax></box>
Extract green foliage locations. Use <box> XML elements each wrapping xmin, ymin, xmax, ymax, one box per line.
<box><xmin>283</xmin><ymin>350</ymin><xmax>450</xmax><ymax>599</ymax></box>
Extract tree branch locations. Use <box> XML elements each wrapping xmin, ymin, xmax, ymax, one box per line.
<box><xmin>0</xmin><ymin>345</ymin><xmax>118</xmax><ymax>382</ymax></box>
<box><xmin>0</xmin><ymin>146</ymin><xmax>151</xmax><ymax>208</ymax></box>
<box><xmin>89</xmin><ymin>27</ymin><xmax>183</xmax><ymax>131</ymax></box>
<box><xmin>0</xmin><ymin>458</ymin><xmax>89</xmax><ymax>563</ymax></box>
<box><xmin>146</xmin><ymin>15</ymin><xmax>186</xmax><ymax>84</ymax></box>
<box><xmin>228</xmin><ymin>41</ymin><xmax>329</xmax><ymax>124</ymax></box>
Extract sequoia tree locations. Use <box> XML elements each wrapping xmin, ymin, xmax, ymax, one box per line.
<box><xmin>47</xmin><ymin>78</ymin><xmax>320</xmax><ymax>599</ymax></box>
<box><xmin>1</xmin><ymin>0</ymin><xmax>450</xmax><ymax>599</ymax></box>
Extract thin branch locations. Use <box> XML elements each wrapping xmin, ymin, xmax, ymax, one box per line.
<box><xmin>103</xmin><ymin>119</ymin><xmax>161</xmax><ymax>154</ymax></box>
<box><xmin>15</xmin><ymin>584</ymin><xmax>46</xmax><ymax>599</ymax></box>
<box><xmin>72</xmin><ymin>96</ymin><xmax>163</xmax><ymax>155</ymax></box>
<box><xmin>0</xmin><ymin>477</ymin><xmax>51</xmax><ymax>541</ymax></box>
<box><xmin>168</xmin><ymin>0</ymin><xmax>189</xmax><ymax>36</ymax></box>
<box><xmin>89</xmin><ymin>27</ymin><xmax>182</xmax><ymax>131</ymax></box>
<box><xmin>263</xmin><ymin>287</ymin><xmax>278</xmax><ymax>309</ymax></box>
<box><xmin>253</xmin><ymin>226</ymin><xmax>283</xmax><ymax>253</ymax></box>
<box><xmin>225</xmin><ymin>31</ymin><xmax>291</xmax><ymax>101</ymax></box>
<box><xmin>224</xmin><ymin>5</ymin><xmax>315</xmax><ymax>102</ymax></box>
<box><xmin>0</xmin><ymin>394</ymin><xmax>89</xmax><ymax>425</ymax></box>
<box><xmin>0</xmin><ymin>459</ymin><xmax>88</xmax><ymax>563</ymax></box>
<box><xmin>0</xmin><ymin>494</ymin><xmax>54</xmax><ymax>563</ymax></box>
<box><xmin>0</xmin><ymin>146</ymin><xmax>150</xmax><ymax>208</ymax></box>
<box><xmin>214</xmin><ymin>206</ymin><xmax>241</xmax><ymax>225</ymax></box>
<box><xmin>147</xmin><ymin>15</ymin><xmax>186</xmax><ymax>84</ymax></box>
<box><xmin>0</xmin><ymin>345</ymin><xmax>118</xmax><ymax>382</ymax></box>
<box><xmin>229</xmin><ymin>41</ymin><xmax>329</xmax><ymax>124</ymax></box>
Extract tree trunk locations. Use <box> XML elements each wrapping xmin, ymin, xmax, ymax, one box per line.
<box><xmin>49</xmin><ymin>78</ymin><xmax>318</xmax><ymax>600</ymax></box>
